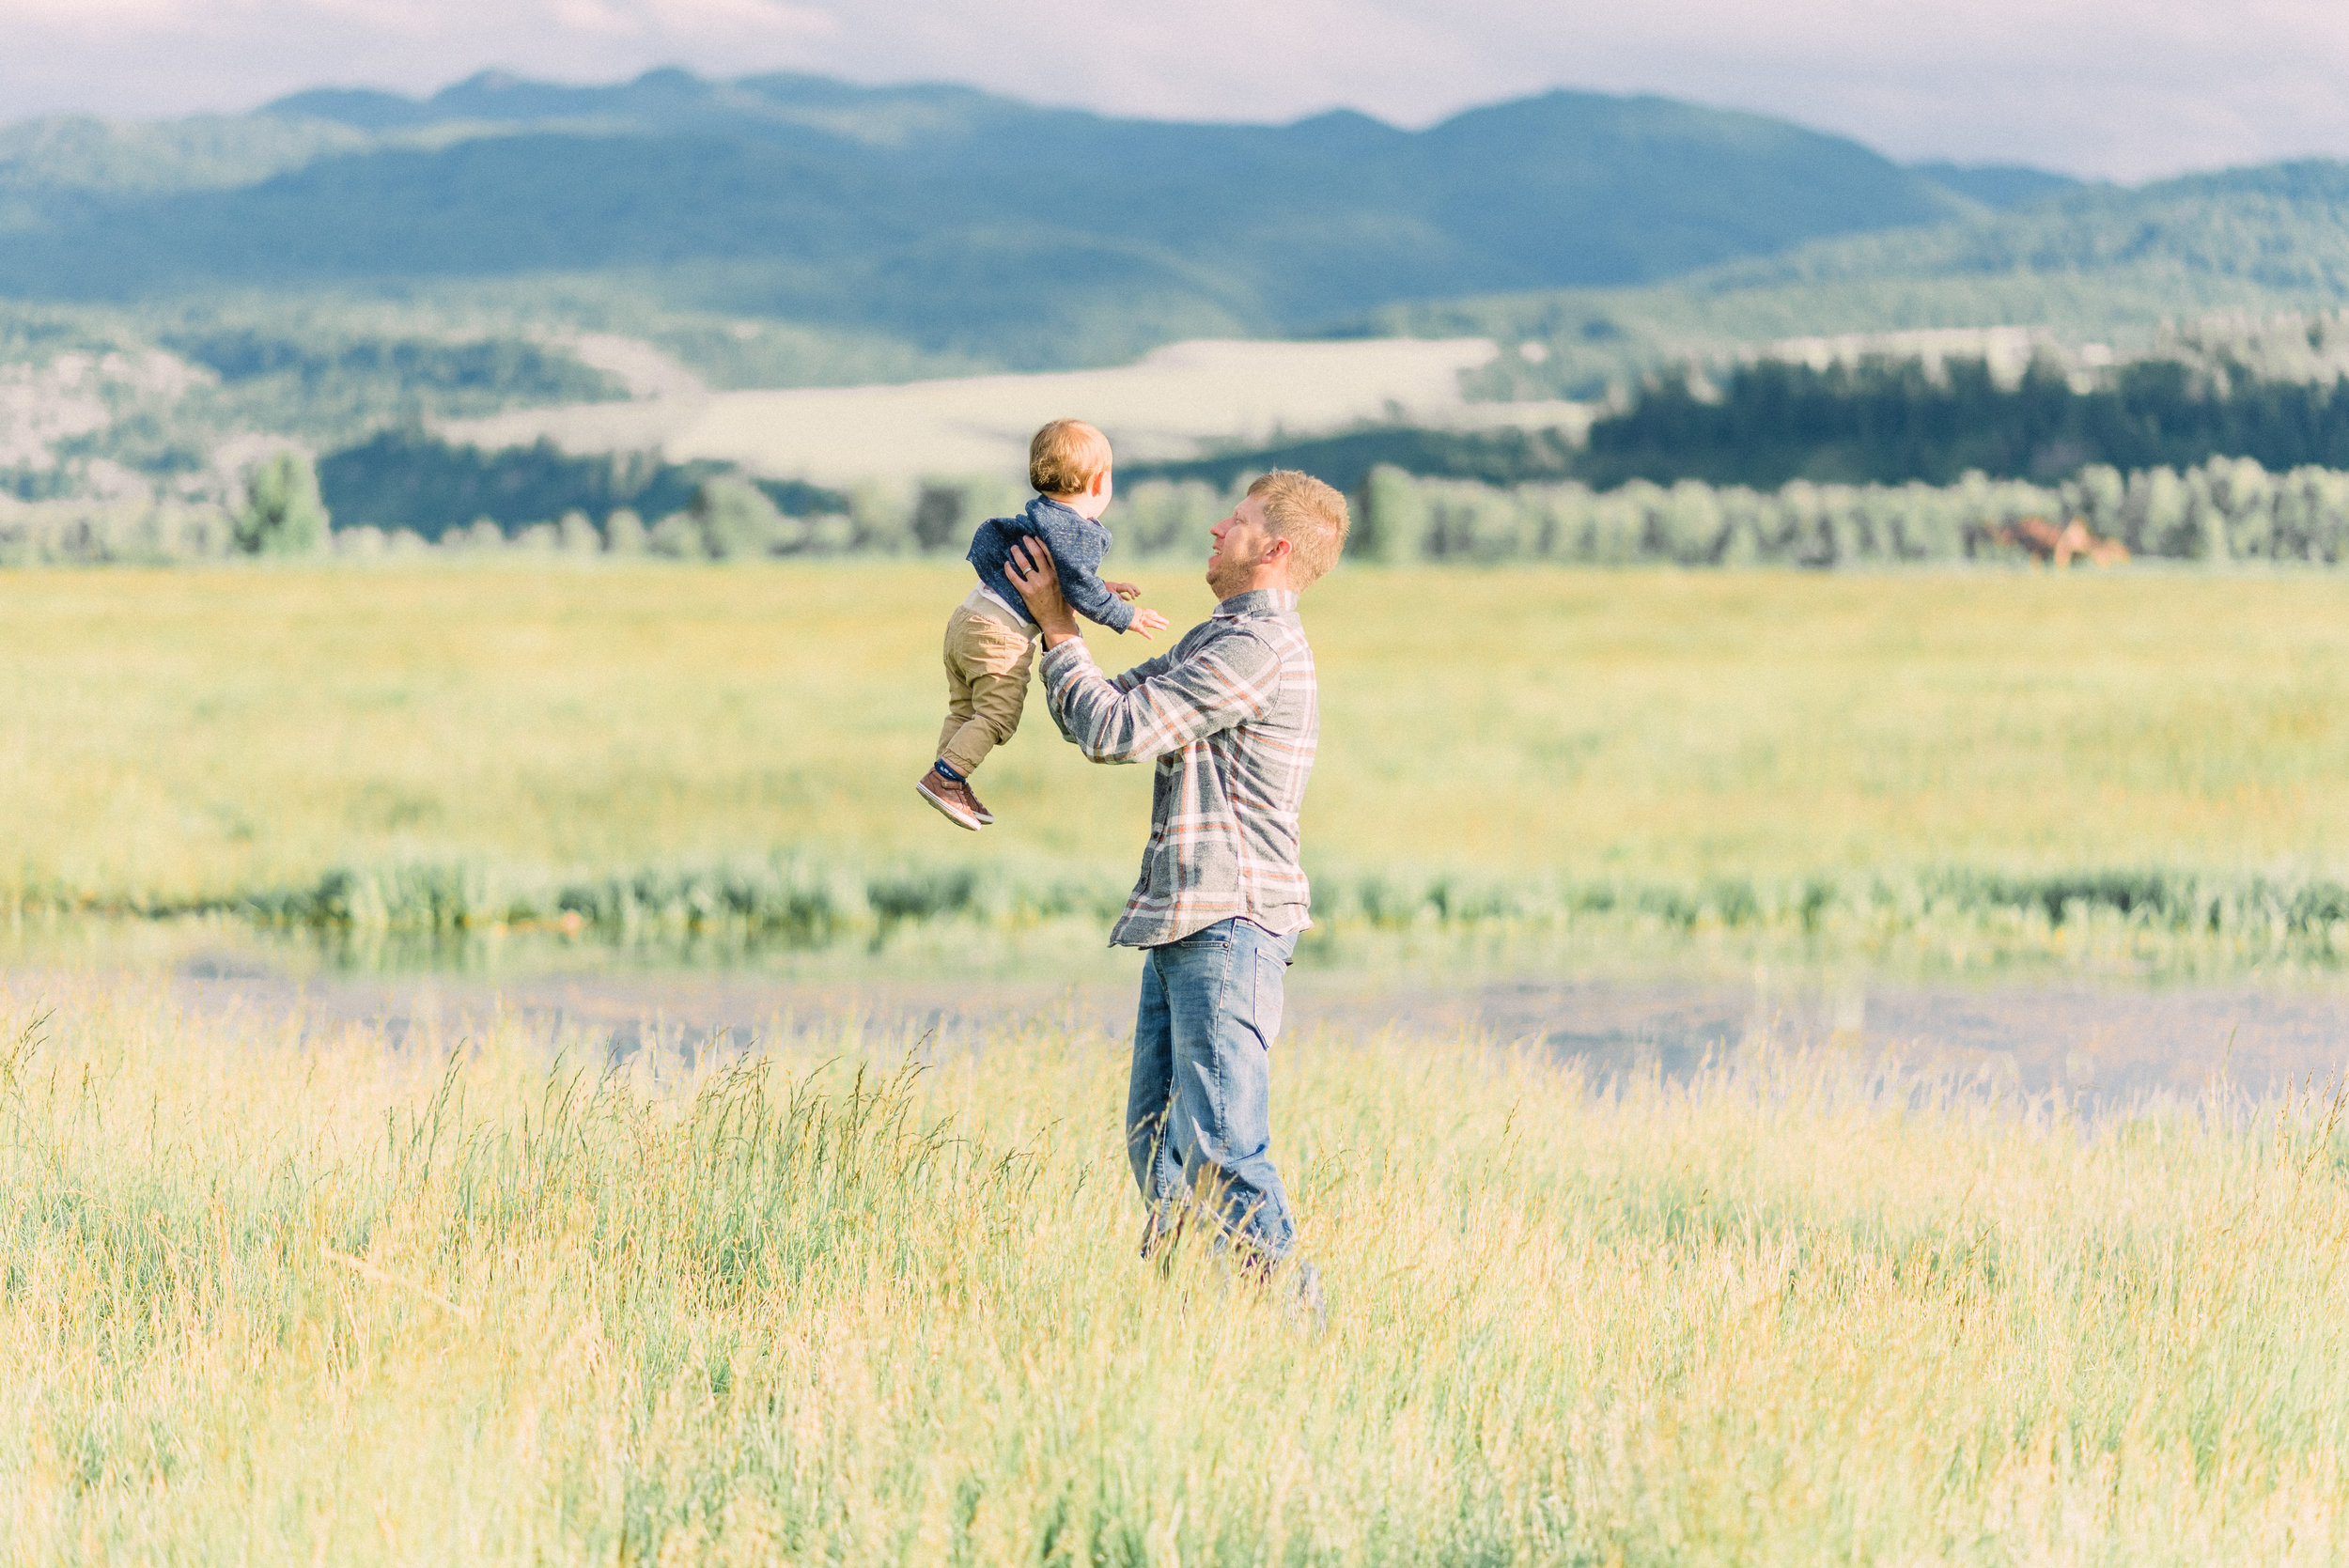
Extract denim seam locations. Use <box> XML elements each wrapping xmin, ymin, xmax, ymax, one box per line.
<box><xmin>1139</xmin><ymin>948</ymin><xmax>1176</xmax><ymax>1212</ymax></box>
<box><xmin>1206</xmin><ymin>929</ymin><xmax>1236</xmax><ymax>1131</ymax></box>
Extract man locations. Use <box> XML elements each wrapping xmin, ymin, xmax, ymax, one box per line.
<box><xmin>1003</xmin><ymin>469</ymin><xmax>1348</xmax><ymax>1319</ymax></box>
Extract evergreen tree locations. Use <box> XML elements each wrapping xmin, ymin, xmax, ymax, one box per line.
<box><xmin>233</xmin><ymin>451</ymin><xmax>330</xmax><ymax>555</ymax></box>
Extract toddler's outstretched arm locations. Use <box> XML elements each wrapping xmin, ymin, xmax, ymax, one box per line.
<box><xmin>1026</xmin><ymin>511</ymin><xmax>1159</xmax><ymax>635</ymax></box>
<box><xmin>1049</xmin><ymin>551</ymin><xmax>1141</xmax><ymax>633</ymax></box>
<box><xmin>1099</xmin><ymin>579</ymin><xmax>1168</xmax><ymax>639</ymax></box>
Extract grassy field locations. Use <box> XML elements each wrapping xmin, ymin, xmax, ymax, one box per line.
<box><xmin>441</xmin><ymin>337</ymin><xmax>1510</xmax><ymax>484</ymax></box>
<box><xmin>6</xmin><ymin>979</ymin><xmax>2349</xmax><ymax>1563</ymax></box>
<box><xmin>10</xmin><ymin>561</ymin><xmax>2349</xmax><ymax>969</ymax></box>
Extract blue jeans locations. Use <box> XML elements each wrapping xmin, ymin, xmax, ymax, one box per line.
<box><xmin>1127</xmin><ymin>917</ymin><xmax>1299</xmax><ymax>1262</ymax></box>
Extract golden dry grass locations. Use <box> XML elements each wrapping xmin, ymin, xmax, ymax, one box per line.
<box><xmin>6</xmin><ymin>977</ymin><xmax>2349</xmax><ymax>1564</ymax></box>
<box><xmin>7</xmin><ymin>561</ymin><xmax>2349</xmax><ymax>917</ymax></box>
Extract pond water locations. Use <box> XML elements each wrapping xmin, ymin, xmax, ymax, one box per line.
<box><xmin>140</xmin><ymin>948</ymin><xmax>2349</xmax><ymax>1110</ymax></box>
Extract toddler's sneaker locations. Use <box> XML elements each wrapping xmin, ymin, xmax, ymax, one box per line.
<box><xmin>916</xmin><ymin>766</ymin><xmax>985</xmax><ymax>831</ymax></box>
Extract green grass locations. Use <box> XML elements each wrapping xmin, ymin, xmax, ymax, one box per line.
<box><xmin>7</xmin><ymin>979</ymin><xmax>2349</xmax><ymax>1562</ymax></box>
<box><xmin>12</xmin><ymin>560</ymin><xmax>2349</xmax><ymax>970</ymax></box>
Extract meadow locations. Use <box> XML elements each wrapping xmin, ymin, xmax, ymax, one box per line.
<box><xmin>12</xmin><ymin>562</ymin><xmax>2349</xmax><ymax>1564</ymax></box>
<box><xmin>440</xmin><ymin>337</ymin><xmax>1515</xmax><ymax>486</ymax></box>
<box><xmin>9</xmin><ymin>561</ymin><xmax>2349</xmax><ymax>972</ymax></box>
<box><xmin>8</xmin><ymin>975</ymin><xmax>2349</xmax><ymax>1564</ymax></box>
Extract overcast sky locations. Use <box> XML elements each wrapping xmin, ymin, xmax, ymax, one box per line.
<box><xmin>2</xmin><ymin>0</ymin><xmax>2343</xmax><ymax>182</ymax></box>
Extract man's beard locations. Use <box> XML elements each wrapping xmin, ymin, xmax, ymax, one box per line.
<box><xmin>1205</xmin><ymin>548</ymin><xmax>1252</xmax><ymax>598</ymax></box>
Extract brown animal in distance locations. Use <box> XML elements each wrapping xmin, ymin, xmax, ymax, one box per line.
<box><xmin>1991</xmin><ymin>515</ymin><xmax>2129</xmax><ymax>568</ymax></box>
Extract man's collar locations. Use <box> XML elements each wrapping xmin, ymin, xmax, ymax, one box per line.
<box><xmin>1213</xmin><ymin>587</ymin><xmax>1300</xmax><ymax>618</ymax></box>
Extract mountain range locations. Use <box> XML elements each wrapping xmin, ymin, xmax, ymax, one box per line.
<box><xmin>1388</xmin><ymin>160</ymin><xmax>2349</xmax><ymax>400</ymax></box>
<box><xmin>18</xmin><ymin>68</ymin><xmax>2349</xmax><ymax>507</ymax></box>
<box><xmin>0</xmin><ymin>69</ymin><xmax>2054</xmax><ymax>368</ymax></box>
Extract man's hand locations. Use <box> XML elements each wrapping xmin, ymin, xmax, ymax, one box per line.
<box><xmin>1128</xmin><ymin>608</ymin><xmax>1170</xmax><ymax>641</ymax></box>
<box><xmin>1004</xmin><ymin>537</ymin><xmax>1083</xmax><ymax>648</ymax></box>
<box><xmin>1102</xmin><ymin>579</ymin><xmax>1143</xmax><ymax>602</ymax></box>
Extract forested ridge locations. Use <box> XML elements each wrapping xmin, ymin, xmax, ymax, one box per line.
<box><xmin>0</xmin><ymin>70</ymin><xmax>1977</xmax><ymax>366</ymax></box>
<box><xmin>1581</xmin><ymin>355</ymin><xmax>2349</xmax><ymax>487</ymax></box>
<box><xmin>1395</xmin><ymin>168</ymin><xmax>2349</xmax><ymax>403</ymax></box>
<box><xmin>23</xmin><ymin>68</ymin><xmax>2349</xmax><ymax>529</ymax></box>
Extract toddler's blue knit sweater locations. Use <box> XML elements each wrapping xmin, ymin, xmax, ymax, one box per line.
<box><xmin>965</xmin><ymin>495</ymin><xmax>1135</xmax><ymax>634</ymax></box>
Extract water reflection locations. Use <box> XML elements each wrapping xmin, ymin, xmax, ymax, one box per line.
<box><xmin>143</xmin><ymin>946</ymin><xmax>2349</xmax><ymax>1111</ymax></box>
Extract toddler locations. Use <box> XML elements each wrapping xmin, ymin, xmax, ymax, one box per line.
<box><xmin>917</xmin><ymin>418</ymin><xmax>1167</xmax><ymax>829</ymax></box>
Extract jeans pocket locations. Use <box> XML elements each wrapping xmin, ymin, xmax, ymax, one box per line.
<box><xmin>1252</xmin><ymin>947</ymin><xmax>1286</xmax><ymax>1048</ymax></box>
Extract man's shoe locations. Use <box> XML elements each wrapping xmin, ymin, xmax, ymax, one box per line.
<box><xmin>916</xmin><ymin>767</ymin><xmax>984</xmax><ymax>831</ymax></box>
<box><xmin>1235</xmin><ymin>1249</ymin><xmax>1327</xmax><ymax>1334</ymax></box>
<box><xmin>1139</xmin><ymin>1206</ymin><xmax>1186</xmax><ymax>1268</ymax></box>
<box><xmin>1286</xmin><ymin>1262</ymin><xmax>1328</xmax><ymax>1336</ymax></box>
<box><xmin>966</xmin><ymin>783</ymin><xmax>995</xmax><ymax>825</ymax></box>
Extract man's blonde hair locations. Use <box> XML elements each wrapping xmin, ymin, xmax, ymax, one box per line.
<box><xmin>1247</xmin><ymin>469</ymin><xmax>1350</xmax><ymax>588</ymax></box>
<box><xmin>1030</xmin><ymin>418</ymin><xmax>1112</xmax><ymax>497</ymax></box>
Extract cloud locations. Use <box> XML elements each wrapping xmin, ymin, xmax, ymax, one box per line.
<box><xmin>0</xmin><ymin>0</ymin><xmax>2345</xmax><ymax>179</ymax></box>
<box><xmin>1492</xmin><ymin>0</ymin><xmax>2349</xmax><ymax>179</ymax></box>
<box><xmin>0</xmin><ymin>0</ymin><xmax>836</xmax><ymax>103</ymax></box>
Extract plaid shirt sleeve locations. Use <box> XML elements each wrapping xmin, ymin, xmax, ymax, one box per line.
<box><xmin>1040</xmin><ymin>626</ymin><xmax>1279</xmax><ymax>765</ymax></box>
<box><xmin>1108</xmin><ymin>647</ymin><xmax>1181</xmax><ymax>694</ymax></box>
<box><xmin>1039</xmin><ymin>592</ymin><xmax>1317</xmax><ymax>947</ymax></box>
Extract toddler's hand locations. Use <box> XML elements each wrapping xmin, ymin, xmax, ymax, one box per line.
<box><xmin>1102</xmin><ymin>579</ymin><xmax>1143</xmax><ymax>602</ymax></box>
<box><xmin>1129</xmin><ymin>608</ymin><xmax>1171</xmax><ymax>641</ymax></box>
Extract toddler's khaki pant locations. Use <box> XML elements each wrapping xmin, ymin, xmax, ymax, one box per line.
<box><xmin>938</xmin><ymin>590</ymin><xmax>1037</xmax><ymax>777</ymax></box>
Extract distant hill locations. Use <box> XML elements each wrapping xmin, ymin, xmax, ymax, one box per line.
<box><xmin>1711</xmin><ymin>162</ymin><xmax>2349</xmax><ymax>297</ymax></box>
<box><xmin>0</xmin><ymin>70</ymin><xmax>1975</xmax><ymax>366</ymax></box>
<box><xmin>1909</xmin><ymin>161</ymin><xmax>2081</xmax><ymax>210</ymax></box>
<box><xmin>1389</xmin><ymin>161</ymin><xmax>2349</xmax><ymax>399</ymax></box>
<box><xmin>43</xmin><ymin>68</ymin><xmax>2349</xmax><ymax>513</ymax></box>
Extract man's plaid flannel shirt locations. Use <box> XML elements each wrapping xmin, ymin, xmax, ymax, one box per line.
<box><xmin>1038</xmin><ymin>587</ymin><xmax>1318</xmax><ymax>947</ymax></box>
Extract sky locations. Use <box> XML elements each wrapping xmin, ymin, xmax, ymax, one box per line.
<box><xmin>3</xmin><ymin>0</ymin><xmax>2346</xmax><ymax>182</ymax></box>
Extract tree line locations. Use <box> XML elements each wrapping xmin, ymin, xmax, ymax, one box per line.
<box><xmin>1580</xmin><ymin>355</ymin><xmax>2349</xmax><ymax>488</ymax></box>
<box><xmin>1116</xmin><ymin>351</ymin><xmax>2349</xmax><ymax>496</ymax></box>
<box><xmin>1352</xmin><ymin>458</ymin><xmax>2349</xmax><ymax>566</ymax></box>
<box><xmin>19</xmin><ymin>442</ymin><xmax>2349</xmax><ymax>570</ymax></box>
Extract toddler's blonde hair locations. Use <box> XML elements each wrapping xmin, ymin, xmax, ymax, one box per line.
<box><xmin>1030</xmin><ymin>419</ymin><xmax>1112</xmax><ymax>498</ymax></box>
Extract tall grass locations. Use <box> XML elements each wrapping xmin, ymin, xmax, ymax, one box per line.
<box><xmin>6</xmin><ymin>978</ymin><xmax>2349</xmax><ymax>1562</ymax></box>
<box><xmin>10</xmin><ymin>563</ymin><xmax>2349</xmax><ymax>970</ymax></box>
<box><xmin>181</xmin><ymin>852</ymin><xmax>2349</xmax><ymax>976</ymax></box>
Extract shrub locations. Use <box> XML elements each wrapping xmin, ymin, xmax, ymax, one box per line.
<box><xmin>232</xmin><ymin>451</ymin><xmax>330</xmax><ymax>556</ymax></box>
<box><xmin>692</xmin><ymin>477</ymin><xmax>787</xmax><ymax>559</ymax></box>
<box><xmin>556</xmin><ymin>509</ymin><xmax>600</xmax><ymax>553</ymax></box>
<box><xmin>604</xmin><ymin>508</ymin><xmax>646</xmax><ymax>553</ymax></box>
